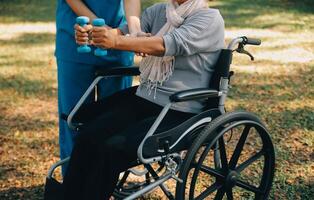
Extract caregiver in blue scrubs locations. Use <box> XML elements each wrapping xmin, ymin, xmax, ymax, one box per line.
<box><xmin>55</xmin><ymin>0</ymin><xmax>141</xmax><ymax>175</ymax></box>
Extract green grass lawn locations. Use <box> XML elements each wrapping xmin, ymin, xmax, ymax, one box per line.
<box><xmin>0</xmin><ymin>0</ymin><xmax>313</xmax><ymax>199</ymax></box>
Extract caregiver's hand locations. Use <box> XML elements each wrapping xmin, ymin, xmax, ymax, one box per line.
<box><xmin>134</xmin><ymin>32</ymin><xmax>151</xmax><ymax>57</ymax></box>
<box><xmin>74</xmin><ymin>24</ymin><xmax>93</xmax><ymax>45</ymax></box>
<box><xmin>91</xmin><ymin>26</ymin><xmax>118</xmax><ymax>49</ymax></box>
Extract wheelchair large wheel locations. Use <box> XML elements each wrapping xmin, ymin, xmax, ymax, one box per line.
<box><xmin>176</xmin><ymin>111</ymin><xmax>275</xmax><ymax>200</ymax></box>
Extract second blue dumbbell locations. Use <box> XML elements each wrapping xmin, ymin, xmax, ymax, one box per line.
<box><xmin>92</xmin><ymin>18</ymin><xmax>108</xmax><ymax>57</ymax></box>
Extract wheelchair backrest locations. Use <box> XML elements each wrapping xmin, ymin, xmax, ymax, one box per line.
<box><xmin>206</xmin><ymin>49</ymin><xmax>233</xmax><ymax>109</ymax></box>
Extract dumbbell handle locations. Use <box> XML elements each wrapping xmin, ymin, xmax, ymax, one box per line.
<box><xmin>76</xmin><ymin>16</ymin><xmax>91</xmax><ymax>53</ymax></box>
<box><xmin>92</xmin><ymin>18</ymin><xmax>108</xmax><ymax>57</ymax></box>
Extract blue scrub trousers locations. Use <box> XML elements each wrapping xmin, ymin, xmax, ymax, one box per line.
<box><xmin>57</xmin><ymin>59</ymin><xmax>132</xmax><ymax>175</ymax></box>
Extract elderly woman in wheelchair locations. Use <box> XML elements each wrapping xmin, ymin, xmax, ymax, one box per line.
<box><xmin>45</xmin><ymin>0</ymin><xmax>275</xmax><ymax>199</ymax></box>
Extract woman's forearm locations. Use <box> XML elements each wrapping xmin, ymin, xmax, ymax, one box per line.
<box><xmin>91</xmin><ymin>24</ymin><xmax>164</xmax><ymax>55</ymax></box>
<box><xmin>115</xmin><ymin>36</ymin><xmax>165</xmax><ymax>56</ymax></box>
<box><xmin>124</xmin><ymin>0</ymin><xmax>141</xmax><ymax>35</ymax></box>
<box><xmin>66</xmin><ymin>0</ymin><xmax>97</xmax><ymax>21</ymax></box>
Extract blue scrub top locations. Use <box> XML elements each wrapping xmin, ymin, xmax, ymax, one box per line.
<box><xmin>55</xmin><ymin>0</ymin><xmax>134</xmax><ymax>66</ymax></box>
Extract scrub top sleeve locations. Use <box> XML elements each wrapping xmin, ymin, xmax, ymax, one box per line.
<box><xmin>118</xmin><ymin>7</ymin><xmax>153</xmax><ymax>35</ymax></box>
<box><xmin>119</xmin><ymin>24</ymin><xmax>129</xmax><ymax>35</ymax></box>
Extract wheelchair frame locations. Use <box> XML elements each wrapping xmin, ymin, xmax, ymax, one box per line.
<box><xmin>46</xmin><ymin>37</ymin><xmax>275</xmax><ymax>200</ymax></box>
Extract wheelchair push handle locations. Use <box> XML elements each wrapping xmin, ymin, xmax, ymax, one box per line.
<box><xmin>227</xmin><ymin>36</ymin><xmax>262</xmax><ymax>50</ymax></box>
<box><xmin>243</xmin><ymin>37</ymin><xmax>261</xmax><ymax>46</ymax></box>
<box><xmin>92</xmin><ymin>18</ymin><xmax>108</xmax><ymax>57</ymax></box>
<box><xmin>76</xmin><ymin>16</ymin><xmax>92</xmax><ymax>53</ymax></box>
<box><xmin>227</xmin><ymin>36</ymin><xmax>262</xmax><ymax>61</ymax></box>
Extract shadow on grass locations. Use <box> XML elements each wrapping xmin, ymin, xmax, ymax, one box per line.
<box><xmin>0</xmin><ymin>73</ymin><xmax>56</xmax><ymax>97</ymax></box>
<box><xmin>1</xmin><ymin>0</ymin><xmax>313</xmax><ymax>27</ymax></box>
<box><xmin>271</xmin><ymin>177</ymin><xmax>314</xmax><ymax>199</ymax></box>
<box><xmin>273</xmin><ymin>108</ymin><xmax>314</xmax><ymax>130</ymax></box>
<box><xmin>210</xmin><ymin>0</ymin><xmax>314</xmax><ymax>30</ymax></box>
<box><xmin>0</xmin><ymin>58</ymin><xmax>48</xmax><ymax>69</ymax></box>
<box><xmin>0</xmin><ymin>185</ymin><xmax>44</xmax><ymax>200</ymax></box>
<box><xmin>228</xmin><ymin>68</ymin><xmax>314</xmax><ymax>132</ymax></box>
<box><xmin>0</xmin><ymin>114</ymin><xmax>56</xmax><ymax>133</ymax></box>
<box><xmin>0</xmin><ymin>0</ymin><xmax>169</xmax><ymax>23</ymax></box>
<box><xmin>0</xmin><ymin>33</ymin><xmax>55</xmax><ymax>68</ymax></box>
<box><xmin>0</xmin><ymin>163</ymin><xmax>16</xmax><ymax>180</ymax></box>
<box><xmin>0</xmin><ymin>0</ymin><xmax>56</xmax><ymax>23</ymax></box>
<box><xmin>0</xmin><ymin>33</ymin><xmax>55</xmax><ymax>46</ymax></box>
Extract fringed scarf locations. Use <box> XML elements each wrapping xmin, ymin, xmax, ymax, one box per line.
<box><xmin>139</xmin><ymin>0</ymin><xmax>208</xmax><ymax>95</ymax></box>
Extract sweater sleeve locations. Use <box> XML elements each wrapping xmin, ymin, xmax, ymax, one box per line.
<box><xmin>140</xmin><ymin>7</ymin><xmax>153</xmax><ymax>33</ymax></box>
<box><xmin>163</xmin><ymin>9</ymin><xmax>225</xmax><ymax>57</ymax></box>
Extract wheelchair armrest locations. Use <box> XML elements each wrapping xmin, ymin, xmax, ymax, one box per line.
<box><xmin>95</xmin><ymin>66</ymin><xmax>140</xmax><ymax>77</ymax></box>
<box><xmin>170</xmin><ymin>88</ymin><xmax>221</xmax><ymax>102</ymax></box>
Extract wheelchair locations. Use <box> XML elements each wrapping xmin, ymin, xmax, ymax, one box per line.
<box><xmin>45</xmin><ymin>36</ymin><xmax>275</xmax><ymax>200</ymax></box>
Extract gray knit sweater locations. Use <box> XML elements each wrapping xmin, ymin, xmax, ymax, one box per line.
<box><xmin>136</xmin><ymin>3</ymin><xmax>225</xmax><ymax>113</ymax></box>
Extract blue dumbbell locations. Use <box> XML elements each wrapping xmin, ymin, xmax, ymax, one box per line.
<box><xmin>76</xmin><ymin>16</ymin><xmax>91</xmax><ymax>53</ymax></box>
<box><xmin>92</xmin><ymin>18</ymin><xmax>108</xmax><ymax>57</ymax></box>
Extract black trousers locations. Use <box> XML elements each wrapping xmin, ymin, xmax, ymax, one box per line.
<box><xmin>62</xmin><ymin>87</ymin><xmax>194</xmax><ymax>200</ymax></box>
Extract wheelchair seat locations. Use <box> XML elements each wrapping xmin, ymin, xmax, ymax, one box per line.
<box><xmin>142</xmin><ymin>108</ymin><xmax>221</xmax><ymax>157</ymax></box>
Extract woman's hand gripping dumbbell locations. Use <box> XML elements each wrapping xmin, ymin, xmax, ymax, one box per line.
<box><xmin>91</xmin><ymin>25</ymin><xmax>152</xmax><ymax>57</ymax></box>
<box><xmin>75</xmin><ymin>16</ymin><xmax>109</xmax><ymax>56</ymax></box>
<box><xmin>75</xmin><ymin>16</ymin><xmax>152</xmax><ymax>57</ymax></box>
<box><xmin>92</xmin><ymin>18</ymin><xmax>108</xmax><ymax>56</ymax></box>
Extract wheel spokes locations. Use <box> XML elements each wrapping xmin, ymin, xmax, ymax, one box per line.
<box><xmin>225</xmin><ymin>188</ymin><xmax>234</xmax><ymax>200</ymax></box>
<box><xmin>181</xmin><ymin>119</ymin><xmax>274</xmax><ymax>200</ymax></box>
<box><xmin>214</xmin><ymin>188</ymin><xmax>225</xmax><ymax>200</ymax></box>
<box><xmin>236</xmin><ymin>150</ymin><xmax>264</xmax><ymax>172</ymax></box>
<box><xmin>218</xmin><ymin>137</ymin><xmax>229</xmax><ymax>171</ymax></box>
<box><xmin>236</xmin><ymin>179</ymin><xmax>264</xmax><ymax>194</ymax></box>
<box><xmin>229</xmin><ymin>126</ymin><xmax>251</xmax><ymax>169</ymax></box>
<box><xmin>195</xmin><ymin>182</ymin><xmax>222</xmax><ymax>200</ymax></box>
<box><xmin>199</xmin><ymin>165</ymin><xmax>225</xmax><ymax>179</ymax></box>
<box><xmin>189</xmin><ymin>143</ymin><xmax>219</xmax><ymax>199</ymax></box>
